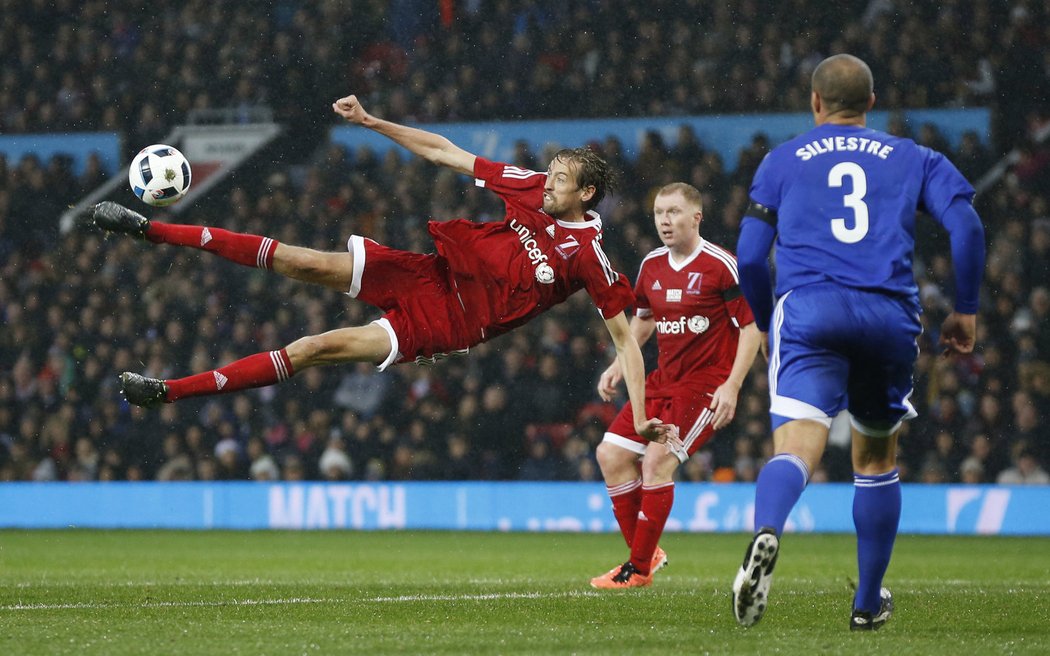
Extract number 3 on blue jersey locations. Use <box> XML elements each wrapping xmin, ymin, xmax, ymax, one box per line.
<box><xmin>829</xmin><ymin>162</ymin><xmax>869</xmax><ymax>243</ymax></box>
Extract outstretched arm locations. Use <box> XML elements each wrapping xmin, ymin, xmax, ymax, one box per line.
<box><xmin>597</xmin><ymin>314</ymin><xmax>655</xmax><ymax>402</ymax></box>
<box><xmin>332</xmin><ymin>94</ymin><xmax>476</xmax><ymax>176</ymax></box>
<box><xmin>603</xmin><ymin>311</ymin><xmax>673</xmax><ymax>443</ymax></box>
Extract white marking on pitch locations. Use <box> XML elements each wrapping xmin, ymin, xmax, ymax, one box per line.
<box><xmin>1</xmin><ymin>597</ymin><xmax>332</xmax><ymax>611</ymax></box>
<box><xmin>14</xmin><ymin>579</ymin><xmax>280</xmax><ymax>589</ymax></box>
<box><xmin>2</xmin><ymin>590</ymin><xmax>601</xmax><ymax>611</ymax></box>
<box><xmin>368</xmin><ymin>591</ymin><xmax>599</xmax><ymax>602</ymax></box>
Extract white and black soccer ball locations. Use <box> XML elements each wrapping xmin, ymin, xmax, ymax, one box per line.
<box><xmin>128</xmin><ymin>144</ymin><xmax>192</xmax><ymax>207</ymax></box>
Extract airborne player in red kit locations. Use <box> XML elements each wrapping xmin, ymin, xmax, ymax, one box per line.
<box><xmin>590</xmin><ymin>182</ymin><xmax>761</xmax><ymax>588</ymax></box>
<box><xmin>93</xmin><ymin>94</ymin><xmax>675</xmax><ymax>446</ymax></box>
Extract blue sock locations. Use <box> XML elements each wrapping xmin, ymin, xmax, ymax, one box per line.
<box><xmin>853</xmin><ymin>468</ymin><xmax>901</xmax><ymax>613</ymax></box>
<box><xmin>753</xmin><ymin>453</ymin><xmax>810</xmax><ymax>535</ymax></box>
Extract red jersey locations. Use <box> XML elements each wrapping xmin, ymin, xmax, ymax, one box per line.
<box><xmin>427</xmin><ymin>157</ymin><xmax>634</xmax><ymax>344</ymax></box>
<box><xmin>634</xmin><ymin>240</ymin><xmax>754</xmax><ymax>397</ymax></box>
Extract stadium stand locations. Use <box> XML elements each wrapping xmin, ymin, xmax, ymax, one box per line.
<box><xmin>0</xmin><ymin>0</ymin><xmax>1047</xmax><ymax>484</ymax></box>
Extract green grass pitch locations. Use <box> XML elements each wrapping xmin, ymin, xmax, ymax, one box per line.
<box><xmin>1</xmin><ymin>530</ymin><xmax>1048</xmax><ymax>655</ymax></box>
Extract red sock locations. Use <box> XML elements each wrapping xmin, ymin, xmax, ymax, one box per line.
<box><xmin>630</xmin><ymin>482</ymin><xmax>675</xmax><ymax>575</ymax></box>
<box><xmin>165</xmin><ymin>349</ymin><xmax>294</xmax><ymax>401</ymax></box>
<box><xmin>608</xmin><ymin>479</ymin><xmax>642</xmax><ymax>547</ymax></box>
<box><xmin>146</xmin><ymin>222</ymin><xmax>278</xmax><ymax>269</ymax></box>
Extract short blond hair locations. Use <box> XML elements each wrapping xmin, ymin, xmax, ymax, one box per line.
<box><xmin>656</xmin><ymin>182</ymin><xmax>703</xmax><ymax>212</ymax></box>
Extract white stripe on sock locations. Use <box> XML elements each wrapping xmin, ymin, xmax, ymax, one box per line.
<box><xmin>607</xmin><ymin>479</ymin><xmax>642</xmax><ymax>496</ymax></box>
<box><xmin>270</xmin><ymin>350</ymin><xmax>288</xmax><ymax>381</ymax></box>
<box><xmin>854</xmin><ymin>472</ymin><xmax>900</xmax><ymax>487</ymax></box>
<box><xmin>768</xmin><ymin>452</ymin><xmax>810</xmax><ymax>484</ymax></box>
<box><xmin>257</xmin><ymin>238</ymin><xmax>274</xmax><ymax>269</ymax></box>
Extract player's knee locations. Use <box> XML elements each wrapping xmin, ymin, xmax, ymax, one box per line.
<box><xmin>277</xmin><ymin>247</ymin><xmax>339</xmax><ymax>283</ymax></box>
<box><xmin>289</xmin><ymin>251</ymin><xmax>330</xmax><ymax>280</ymax></box>
<box><xmin>641</xmin><ymin>448</ymin><xmax>679</xmax><ymax>481</ymax></box>
<box><xmin>288</xmin><ymin>333</ymin><xmax>350</xmax><ymax>368</ymax></box>
<box><xmin>595</xmin><ymin>440</ymin><xmax>633</xmax><ymax>475</ymax></box>
<box><xmin>594</xmin><ymin>440</ymin><xmax>616</xmax><ymax>468</ymax></box>
<box><xmin>852</xmin><ymin>445</ymin><xmax>896</xmax><ymax>474</ymax></box>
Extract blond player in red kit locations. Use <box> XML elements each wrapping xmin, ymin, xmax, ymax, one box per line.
<box><xmin>590</xmin><ymin>182</ymin><xmax>760</xmax><ymax>588</ymax></box>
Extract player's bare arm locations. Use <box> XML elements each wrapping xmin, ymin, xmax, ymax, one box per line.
<box><xmin>758</xmin><ymin>332</ymin><xmax>770</xmax><ymax>362</ymax></box>
<box><xmin>332</xmin><ymin>94</ymin><xmax>476</xmax><ymax>176</ymax></box>
<box><xmin>603</xmin><ymin>311</ymin><xmax>675</xmax><ymax>444</ymax></box>
<box><xmin>596</xmin><ymin>314</ymin><xmax>655</xmax><ymax>402</ymax></box>
<box><xmin>710</xmin><ymin>322</ymin><xmax>762</xmax><ymax>429</ymax></box>
<box><xmin>939</xmin><ymin>312</ymin><xmax>977</xmax><ymax>356</ymax></box>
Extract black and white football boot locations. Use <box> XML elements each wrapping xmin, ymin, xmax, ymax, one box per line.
<box><xmin>732</xmin><ymin>527</ymin><xmax>780</xmax><ymax>627</ymax></box>
<box><xmin>93</xmin><ymin>201</ymin><xmax>151</xmax><ymax>239</ymax></box>
<box><xmin>120</xmin><ymin>372</ymin><xmax>168</xmax><ymax>408</ymax></box>
<box><xmin>850</xmin><ymin>587</ymin><xmax>894</xmax><ymax>631</ymax></box>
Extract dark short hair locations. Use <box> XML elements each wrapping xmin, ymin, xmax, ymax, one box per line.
<box><xmin>812</xmin><ymin>54</ymin><xmax>874</xmax><ymax>117</ymax></box>
<box><xmin>552</xmin><ymin>147</ymin><xmax>616</xmax><ymax>211</ymax></box>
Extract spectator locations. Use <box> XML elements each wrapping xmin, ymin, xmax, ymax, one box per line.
<box><xmin>518</xmin><ymin>438</ymin><xmax>564</xmax><ymax>481</ymax></box>
<box><xmin>318</xmin><ymin>438</ymin><xmax>353</xmax><ymax>481</ymax></box>
<box><xmin>249</xmin><ymin>455</ymin><xmax>280</xmax><ymax>481</ymax></box>
<box><xmin>214</xmin><ymin>438</ymin><xmax>247</xmax><ymax>480</ymax></box>
<box><xmin>959</xmin><ymin>457</ymin><xmax>985</xmax><ymax>484</ymax></box>
<box><xmin>441</xmin><ymin>433</ymin><xmax>477</xmax><ymax>480</ymax></box>
<box><xmin>0</xmin><ymin>1</ymin><xmax>1045</xmax><ymax>486</ymax></box>
<box><xmin>997</xmin><ymin>449</ymin><xmax>1050</xmax><ymax>485</ymax></box>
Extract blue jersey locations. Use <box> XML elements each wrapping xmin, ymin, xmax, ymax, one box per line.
<box><xmin>749</xmin><ymin>123</ymin><xmax>975</xmax><ymax>302</ymax></box>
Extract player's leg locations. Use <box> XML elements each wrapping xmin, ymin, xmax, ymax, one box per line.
<box><xmin>595</xmin><ymin>440</ymin><xmax>643</xmax><ymax>547</ymax></box>
<box><xmin>844</xmin><ymin>291</ymin><xmax>918</xmax><ymax>631</ymax></box>
<box><xmin>628</xmin><ymin>446</ymin><xmax>679</xmax><ymax>577</ymax></box>
<box><xmin>93</xmin><ymin>202</ymin><xmax>286</xmax><ymax>272</ymax></box>
<box><xmin>595</xmin><ymin>401</ymin><xmax>649</xmax><ymax>548</ymax></box>
<box><xmin>848</xmin><ymin>426</ymin><xmax>899</xmax><ymax>631</ymax></box>
<box><xmin>628</xmin><ymin>392</ymin><xmax>716</xmax><ymax>578</ymax></box>
<box><xmin>119</xmin><ymin>323</ymin><xmax>391</xmax><ymax>407</ymax></box>
<box><xmin>590</xmin><ymin>441</ymin><xmax>652</xmax><ymax>588</ymax></box>
<box><xmin>272</xmin><ymin>244</ymin><xmax>355</xmax><ymax>290</ymax></box>
<box><xmin>754</xmin><ymin>419</ymin><xmax>829</xmax><ymax>534</ymax></box>
<box><xmin>754</xmin><ymin>288</ymin><xmax>846</xmax><ymax>536</ymax></box>
<box><xmin>94</xmin><ymin>202</ymin><xmax>359</xmax><ymax>290</ymax></box>
<box><xmin>591</xmin><ymin>401</ymin><xmax>660</xmax><ymax>589</ymax></box>
<box><xmin>732</xmin><ymin>418</ymin><xmax>830</xmax><ymax>625</ymax></box>
<box><xmin>734</xmin><ymin>287</ymin><xmax>844</xmax><ymax>626</ymax></box>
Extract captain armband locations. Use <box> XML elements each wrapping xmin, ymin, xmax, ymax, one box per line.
<box><xmin>722</xmin><ymin>285</ymin><xmax>743</xmax><ymax>301</ymax></box>
<box><xmin>744</xmin><ymin>201</ymin><xmax>777</xmax><ymax>227</ymax></box>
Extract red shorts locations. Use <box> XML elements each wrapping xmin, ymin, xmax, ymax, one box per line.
<box><xmin>348</xmin><ymin>236</ymin><xmax>476</xmax><ymax>369</ymax></box>
<box><xmin>604</xmin><ymin>381</ymin><xmax>721</xmax><ymax>463</ymax></box>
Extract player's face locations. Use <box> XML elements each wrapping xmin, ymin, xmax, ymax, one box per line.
<box><xmin>542</xmin><ymin>158</ymin><xmax>592</xmax><ymax>219</ymax></box>
<box><xmin>653</xmin><ymin>192</ymin><xmax>701</xmax><ymax>251</ymax></box>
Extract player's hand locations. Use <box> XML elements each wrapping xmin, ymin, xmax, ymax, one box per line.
<box><xmin>332</xmin><ymin>94</ymin><xmax>369</xmax><ymax>125</ymax></box>
<box><xmin>709</xmin><ymin>383</ymin><xmax>740</xmax><ymax>430</ymax></box>
<box><xmin>939</xmin><ymin>312</ymin><xmax>977</xmax><ymax>357</ymax></box>
<box><xmin>661</xmin><ymin>424</ymin><xmax>687</xmax><ymax>460</ymax></box>
<box><xmin>597</xmin><ymin>364</ymin><xmax>623</xmax><ymax>402</ymax></box>
<box><xmin>635</xmin><ymin>417</ymin><xmax>673</xmax><ymax>444</ymax></box>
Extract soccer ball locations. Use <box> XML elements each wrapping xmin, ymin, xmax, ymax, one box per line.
<box><xmin>128</xmin><ymin>144</ymin><xmax>192</xmax><ymax>207</ymax></box>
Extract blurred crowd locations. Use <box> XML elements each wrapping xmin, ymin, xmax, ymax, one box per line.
<box><xmin>1</xmin><ymin>0</ymin><xmax>1048</xmax><ymax>485</ymax></box>
<box><xmin>2</xmin><ymin>0</ymin><xmax>1047</xmax><ymax>148</ymax></box>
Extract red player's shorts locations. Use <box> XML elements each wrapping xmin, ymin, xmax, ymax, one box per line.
<box><xmin>604</xmin><ymin>376</ymin><xmax>724</xmax><ymax>463</ymax></box>
<box><xmin>347</xmin><ymin>236</ymin><xmax>477</xmax><ymax>370</ymax></box>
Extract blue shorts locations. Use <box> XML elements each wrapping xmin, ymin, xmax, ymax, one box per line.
<box><xmin>768</xmin><ymin>283</ymin><xmax>922</xmax><ymax>436</ymax></box>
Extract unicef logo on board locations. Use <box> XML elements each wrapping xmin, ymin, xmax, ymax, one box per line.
<box><xmin>687</xmin><ymin>316</ymin><xmax>710</xmax><ymax>334</ymax></box>
<box><xmin>535</xmin><ymin>263</ymin><xmax>555</xmax><ymax>284</ymax></box>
